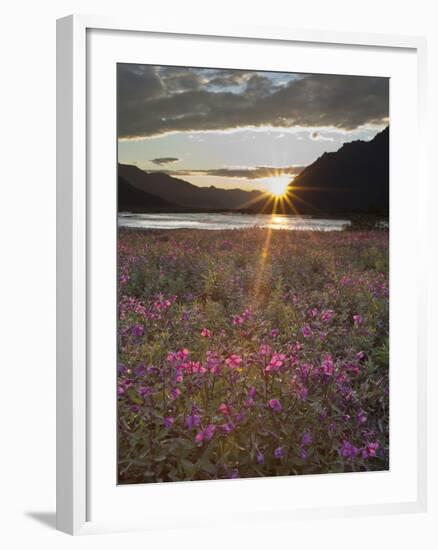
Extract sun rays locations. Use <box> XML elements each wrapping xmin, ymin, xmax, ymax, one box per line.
<box><xmin>264</xmin><ymin>174</ymin><xmax>291</xmax><ymax>197</ymax></box>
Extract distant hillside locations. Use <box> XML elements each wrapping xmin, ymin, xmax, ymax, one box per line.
<box><xmin>118</xmin><ymin>164</ymin><xmax>265</xmax><ymax>210</ymax></box>
<box><xmin>288</xmin><ymin>127</ymin><xmax>389</xmax><ymax>215</ymax></box>
<box><xmin>118</xmin><ymin>175</ymin><xmax>177</xmax><ymax>211</ymax></box>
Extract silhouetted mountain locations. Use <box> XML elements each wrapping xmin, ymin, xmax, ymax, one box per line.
<box><xmin>118</xmin><ymin>164</ymin><xmax>265</xmax><ymax>210</ymax></box>
<box><xmin>118</xmin><ymin>175</ymin><xmax>178</xmax><ymax>211</ymax></box>
<box><xmin>287</xmin><ymin>127</ymin><xmax>389</xmax><ymax>215</ymax></box>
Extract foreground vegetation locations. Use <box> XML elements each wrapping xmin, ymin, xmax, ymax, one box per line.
<box><xmin>117</xmin><ymin>228</ymin><xmax>389</xmax><ymax>483</ymax></box>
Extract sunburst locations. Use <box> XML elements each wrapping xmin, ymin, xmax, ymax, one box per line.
<box><xmin>264</xmin><ymin>174</ymin><xmax>291</xmax><ymax>197</ymax></box>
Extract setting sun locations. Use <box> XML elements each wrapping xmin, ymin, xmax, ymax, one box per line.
<box><xmin>264</xmin><ymin>174</ymin><xmax>292</xmax><ymax>197</ymax></box>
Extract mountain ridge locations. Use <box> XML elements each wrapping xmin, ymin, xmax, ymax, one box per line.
<box><xmin>288</xmin><ymin>127</ymin><xmax>389</xmax><ymax>214</ymax></box>
<box><xmin>118</xmin><ymin>164</ymin><xmax>265</xmax><ymax>210</ymax></box>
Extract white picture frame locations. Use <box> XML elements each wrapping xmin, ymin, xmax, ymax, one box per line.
<box><xmin>56</xmin><ymin>14</ymin><xmax>428</xmax><ymax>535</ymax></box>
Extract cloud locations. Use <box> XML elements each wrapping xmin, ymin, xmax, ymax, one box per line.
<box><xmin>159</xmin><ymin>165</ymin><xmax>305</xmax><ymax>179</ymax></box>
<box><xmin>118</xmin><ymin>65</ymin><xmax>389</xmax><ymax>139</ymax></box>
<box><xmin>206</xmin><ymin>69</ymin><xmax>253</xmax><ymax>88</ymax></box>
<box><xmin>150</xmin><ymin>157</ymin><xmax>180</xmax><ymax>166</ymax></box>
<box><xmin>117</xmin><ymin>64</ymin><xmax>164</xmax><ymax>104</ymax></box>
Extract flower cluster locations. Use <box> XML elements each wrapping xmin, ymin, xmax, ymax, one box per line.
<box><xmin>117</xmin><ymin>228</ymin><xmax>389</xmax><ymax>483</ymax></box>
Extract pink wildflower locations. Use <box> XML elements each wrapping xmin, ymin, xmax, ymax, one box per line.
<box><xmin>353</xmin><ymin>314</ymin><xmax>363</xmax><ymax>326</ymax></box>
<box><xmin>259</xmin><ymin>344</ymin><xmax>272</xmax><ymax>356</ymax></box>
<box><xmin>170</xmin><ymin>387</ymin><xmax>181</xmax><ymax>400</ymax></box>
<box><xmin>225</xmin><ymin>354</ymin><xmax>242</xmax><ymax>368</ymax></box>
<box><xmin>265</xmin><ymin>353</ymin><xmax>287</xmax><ymax>372</ymax></box>
<box><xmin>321</xmin><ymin>309</ymin><xmax>334</xmax><ymax>322</ymax></box>
<box><xmin>268</xmin><ymin>398</ymin><xmax>282</xmax><ymax>413</ymax></box>
<box><xmin>177</xmin><ymin>348</ymin><xmax>189</xmax><ymax>361</ymax></box>
<box><xmin>320</xmin><ymin>356</ymin><xmax>334</xmax><ymax>376</ymax></box>
<box><xmin>218</xmin><ymin>403</ymin><xmax>231</xmax><ymax>416</ymax></box>
<box><xmin>232</xmin><ymin>315</ymin><xmax>244</xmax><ymax>326</ymax></box>
<box><xmin>362</xmin><ymin>441</ymin><xmax>379</xmax><ymax>459</ymax></box>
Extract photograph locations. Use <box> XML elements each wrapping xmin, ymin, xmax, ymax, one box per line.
<box><xmin>116</xmin><ymin>63</ymin><xmax>390</xmax><ymax>484</ymax></box>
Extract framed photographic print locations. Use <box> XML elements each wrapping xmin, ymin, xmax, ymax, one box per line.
<box><xmin>56</xmin><ymin>15</ymin><xmax>427</xmax><ymax>535</ymax></box>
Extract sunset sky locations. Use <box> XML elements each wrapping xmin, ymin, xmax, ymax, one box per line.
<box><xmin>117</xmin><ymin>64</ymin><xmax>389</xmax><ymax>193</ymax></box>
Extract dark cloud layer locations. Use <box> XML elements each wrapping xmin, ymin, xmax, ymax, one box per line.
<box><xmin>150</xmin><ymin>157</ymin><xmax>180</xmax><ymax>166</ymax></box>
<box><xmin>118</xmin><ymin>64</ymin><xmax>389</xmax><ymax>139</ymax></box>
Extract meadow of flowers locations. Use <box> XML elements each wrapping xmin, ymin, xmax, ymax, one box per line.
<box><xmin>117</xmin><ymin>227</ymin><xmax>389</xmax><ymax>484</ymax></box>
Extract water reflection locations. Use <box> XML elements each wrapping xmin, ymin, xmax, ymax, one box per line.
<box><xmin>118</xmin><ymin>212</ymin><xmax>351</xmax><ymax>232</ymax></box>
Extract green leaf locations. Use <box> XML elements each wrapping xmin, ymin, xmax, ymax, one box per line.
<box><xmin>199</xmin><ymin>459</ymin><xmax>216</xmax><ymax>475</ymax></box>
<box><xmin>126</xmin><ymin>389</ymin><xmax>144</xmax><ymax>406</ymax></box>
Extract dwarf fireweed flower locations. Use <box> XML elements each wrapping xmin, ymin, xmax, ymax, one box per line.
<box><xmin>117</xmin><ymin>363</ymin><xmax>127</xmax><ymax>375</ymax></box>
<box><xmin>184</xmin><ymin>361</ymin><xmax>207</xmax><ymax>375</ymax></box>
<box><xmin>301</xmin><ymin>431</ymin><xmax>313</xmax><ymax>446</ymax></box>
<box><xmin>138</xmin><ymin>386</ymin><xmax>152</xmax><ymax>397</ymax></box>
<box><xmin>131</xmin><ymin>324</ymin><xmax>144</xmax><ymax>338</ymax></box>
<box><xmin>265</xmin><ymin>353</ymin><xmax>287</xmax><ymax>373</ymax></box>
<box><xmin>186</xmin><ymin>414</ymin><xmax>201</xmax><ymax>430</ymax></box>
<box><xmin>153</xmin><ymin>298</ymin><xmax>172</xmax><ymax>311</ymax></box>
<box><xmin>301</xmin><ymin>325</ymin><xmax>312</xmax><ymax>338</ymax></box>
<box><xmin>256</xmin><ymin>451</ymin><xmax>265</xmax><ymax>465</ymax></box>
<box><xmin>204</xmin><ymin>424</ymin><xmax>215</xmax><ymax>440</ymax></box>
<box><xmin>164</xmin><ymin>416</ymin><xmax>174</xmax><ymax>428</ymax></box>
<box><xmin>321</xmin><ymin>309</ymin><xmax>334</xmax><ymax>322</ymax></box>
<box><xmin>218</xmin><ymin>403</ymin><xmax>231</xmax><ymax>416</ymax></box>
<box><xmin>206</xmin><ymin>351</ymin><xmax>221</xmax><ymax>373</ymax></box>
<box><xmin>134</xmin><ymin>364</ymin><xmax>146</xmax><ymax>377</ymax></box>
<box><xmin>200</xmin><ymin>328</ymin><xmax>212</xmax><ymax>338</ymax></box>
<box><xmin>296</xmin><ymin>385</ymin><xmax>308</xmax><ymax>401</ymax></box>
<box><xmin>320</xmin><ymin>356</ymin><xmax>334</xmax><ymax>377</ymax></box>
<box><xmin>362</xmin><ymin>441</ymin><xmax>379</xmax><ymax>459</ymax></box>
<box><xmin>219</xmin><ymin>422</ymin><xmax>234</xmax><ymax>434</ymax></box>
<box><xmin>259</xmin><ymin>344</ymin><xmax>271</xmax><ymax>356</ymax></box>
<box><xmin>340</xmin><ymin>440</ymin><xmax>359</xmax><ymax>459</ymax></box>
<box><xmin>344</xmin><ymin>362</ymin><xmax>360</xmax><ymax>375</ymax></box>
<box><xmin>248</xmin><ymin>386</ymin><xmax>256</xmax><ymax>398</ymax></box>
<box><xmin>225</xmin><ymin>354</ymin><xmax>242</xmax><ymax>368</ymax></box>
<box><xmin>170</xmin><ymin>387</ymin><xmax>181</xmax><ymax>400</ymax></box>
<box><xmin>299</xmin><ymin>363</ymin><xmax>312</xmax><ymax>380</ymax></box>
<box><xmin>232</xmin><ymin>315</ymin><xmax>244</xmax><ymax>326</ymax></box>
<box><xmin>353</xmin><ymin>314</ymin><xmax>363</xmax><ymax>326</ymax></box>
<box><xmin>357</xmin><ymin>409</ymin><xmax>368</xmax><ymax>424</ymax></box>
<box><xmin>274</xmin><ymin>447</ymin><xmax>284</xmax><ymax>458</ymax></box>
<box><xmin>268</xmin><ymin>398</ymin><xmax>282</xmax><ymax>413</ymax></box>
<box><xmin>195</xmin><ymin>424</ymin><xmax>216</xmax><ymax>443</ymax></box>
<box><xmin>242</xmin><ymin>308</ymin><xmax>253</xmax><ymax>320</ymax></box>
<box><xmin>270</xmin><ymin>328</ymin><xmax>279</xmax><ymax>338</ymax></box>
<box><xmin>177</xmin><ymin>348</ymin><xmax>189</xmax><ymax>361</ymax></box>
